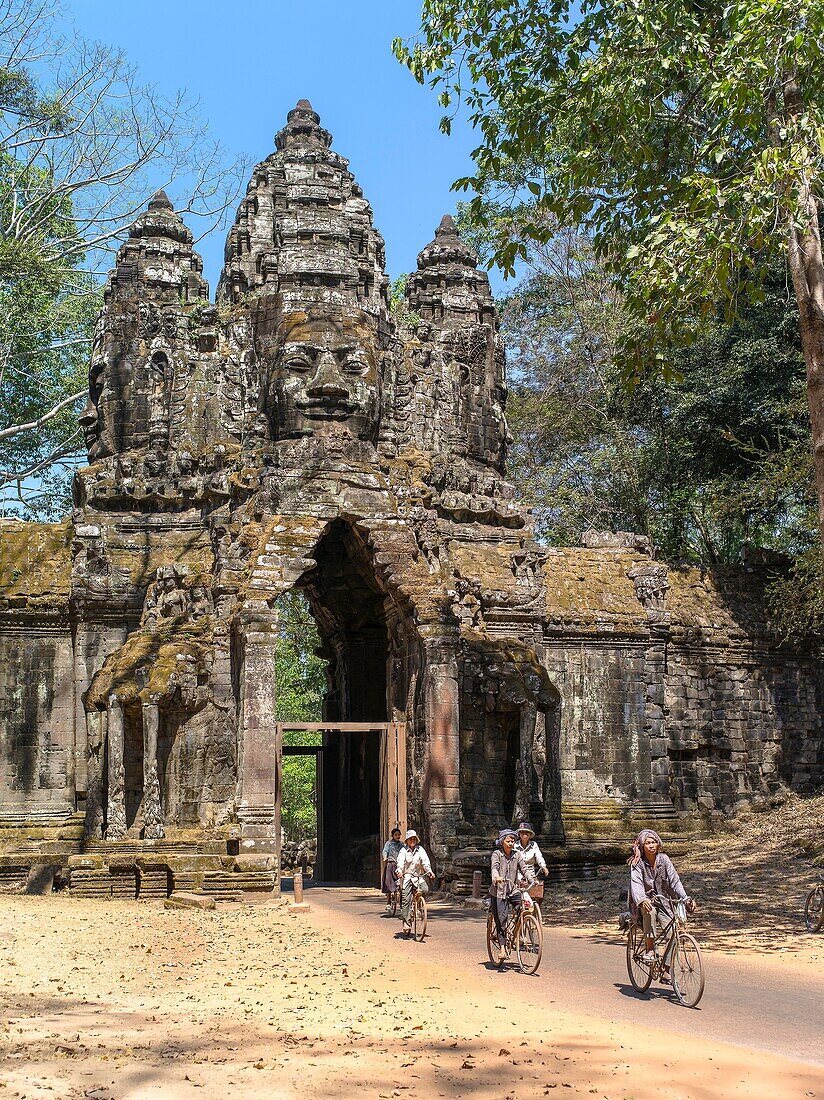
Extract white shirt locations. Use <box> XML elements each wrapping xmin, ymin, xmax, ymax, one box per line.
<box><xmin>396</xmin><ymin>844</ymin><xmax>433</xmax><ymax>884</ymax></box>
<box><xmin>516</xmin><ymin>839</ymin><xmax>547</xmax><ymax>882</ymax></box>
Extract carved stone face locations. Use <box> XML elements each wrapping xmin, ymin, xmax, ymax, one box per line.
<box><xmin>267</xmin><ymin>307</ymin><xmax>380</xmax><ymax>441</ymax></box>
<box><xmin>79</xmin><ymin>358</ymin><xmax>106</xmax><ymax>458</ymax></box>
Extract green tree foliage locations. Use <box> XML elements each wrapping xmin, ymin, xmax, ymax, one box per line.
<box><xmin>395</xmin><ymin>1</ymin><xmax>824</xmax><ymax>547</ymax></box>
<box><xmin>275</xmin><ymin>590</ymin><xmax>327</xmax><ymax>842</ymax></box>
<box><xmin>0</xmin><ymin>157</ymin><xmax>100</xmax><ymax>515</ymax></box>
<box><xmin>473</xmin><ymin>209</ymin><xmax>814</xmax><ymax>566</ymax></box>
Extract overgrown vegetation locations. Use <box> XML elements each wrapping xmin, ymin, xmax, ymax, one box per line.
<box><xmin>275</xmin><ymin>590</ymin><xmax>327</xmax><ymax>842</ymax></box>
<box><xmin>396</xmin><ymin>0</ymin><xmax>824</xmax><ymax>551</ymax></box>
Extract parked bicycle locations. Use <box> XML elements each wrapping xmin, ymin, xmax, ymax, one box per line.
<box><xmin>486</xmin><ymin>889</ymin><xmax>542</xmax><ymax>974</ymax></box>
<box><xmin>804</xmin><ymin>876</ymin><xmax>824</xmax><ymax>932</ymax></box>
<box><xmin>626</xmin><ymin>893</ymin><xmax>704</xmax><ymax>1007</ymax></box>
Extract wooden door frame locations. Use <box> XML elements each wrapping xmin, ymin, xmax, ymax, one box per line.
<box><xmin>276</xmin><ymin>722</ymin><xmax>407</xmax><ymax>881</ymax></box>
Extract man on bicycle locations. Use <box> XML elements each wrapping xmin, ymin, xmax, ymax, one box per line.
<box><xmin>381</xmin><ymin>827</ymin><xmax>402</xmax><ymax>911</ymax></box>
<box><xmin>490</xmin><ymin>828</ymin><xmax>536</xmax><ymax>952</ymax></box>
<box><xmin>396</xmin><ymin>828</ymin><xmax>435</xmax><ymax>935</ymax></box>
<box><xmin>628</xmin><ymin>828</ymin><xmax>696</xmax><ymax>976</ymax></box>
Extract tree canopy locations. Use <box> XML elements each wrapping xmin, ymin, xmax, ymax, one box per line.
<box><xmin>395</xmin><ymin>0</ymin><xmax>824</xmax><ymax>548</ymax></box>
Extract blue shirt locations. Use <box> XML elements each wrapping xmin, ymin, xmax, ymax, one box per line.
<box><xmin>382</xmin><ymin>839</ymin><xmax>402</xmax><ymax>861</ymax></box>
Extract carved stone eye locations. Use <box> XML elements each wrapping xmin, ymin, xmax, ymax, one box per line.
<box><xmin>283</xmin><ymin>355</ymin><xmax>312</xmax><ymax>372</ymax></box>
<box><xmin>342</xmin><ymin>353</ymin><xmax>369</xmax><ymax>375</ymax></box>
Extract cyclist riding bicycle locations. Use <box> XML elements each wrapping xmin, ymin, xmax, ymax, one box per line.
<box><xmin>396</xmin><ymin>828</ymin><xmax>435</xmax><ymax>935</ymax></box>
<box><xmin>381</xmin><ymin>827</ymin><xmax>402</xmax><ymax>910</ymax></box>
<box><xmin>628</xmin><ymin>828</ymin><xmax>696</xmax><ymax>980</ymax></box>
<box><xmin>490</xmin><ymin>828</ymin><xmax>537</xmax><ymax>952</ymax></box>
<box><xmin>515</xmin><ymin>822</ymin><xmax>547</xmax><ymax>892</ymax></box>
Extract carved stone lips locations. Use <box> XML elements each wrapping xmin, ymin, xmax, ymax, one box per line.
<box><xmin>299</xmin><ymin>397</ymin><xmax>357</xmax><ymax>418</ymax></box>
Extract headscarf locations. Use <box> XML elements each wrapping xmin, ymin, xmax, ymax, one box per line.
<box><xmin>628</xmin><ymin>828</ymin><xmax>663</xmax><ymax>867</ymax></box>
<box><xmin>496</xmin><ymin>828</ymin><xmax>518</xmax><ymax>846</ymax></box>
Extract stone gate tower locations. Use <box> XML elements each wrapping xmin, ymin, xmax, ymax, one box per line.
<box><xmin>1</xmin><ymin>102</ymin><xmax>821</xmax><ymax>895</ymax></box>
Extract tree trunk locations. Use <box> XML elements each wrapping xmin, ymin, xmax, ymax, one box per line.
<box><xmin>787</xmin><ymin>188</ymin><xmax>824</xmax><ymax>554</ymax></box>
<box><xmin>782</xmin><ymin>73</ymin><xmax>824</xmax><ymax>556</ymax></box>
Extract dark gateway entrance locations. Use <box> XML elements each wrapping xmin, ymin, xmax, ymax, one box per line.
<box><xmin>279</xmin><ymin>721</ymin><xmax>406</xmax><ymax>883</ymax></box>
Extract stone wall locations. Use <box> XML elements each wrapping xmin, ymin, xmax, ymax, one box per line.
<box><xmin>0</xmin><ymin>627</ymin><xmax>74</xmax><ymax>817</ymax></box>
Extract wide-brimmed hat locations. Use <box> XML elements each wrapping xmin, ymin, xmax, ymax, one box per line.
<box><xmin>405</xmin><ymin>829</ymin><xmax>419</xmax><ymax>841</ymax></box>
<box><xmin>517</xmin><ymin>822</ymin><xmax>535</xmax><ymax>838</ymax></box>
<box><xmin>496</xmin><ymin>828</ymin><xmax>518</xmax><ymax>845</ymax></box>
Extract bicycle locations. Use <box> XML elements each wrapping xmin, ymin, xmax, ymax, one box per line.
<box><xmin>804</xmin><ymin>876</ymin><xmax>824</xmax><ymax>932</ymax></box>
<box><xmin>400</xmin><ymin>876</ymin><xmax>428</xmax><ymax>941</ymax></box>
<box><xmin>626</xmin><ymin>894</ymin><xmax>704</xmax><ymax>1008</ymax></box>
<box><xmin>486</xmin><ymin>889</ymin><xmax>543</xmax><ymax>974</ymax></box>
<box><xmin>385</xmin><ymin>861</ymin><xmax>400</xmax><ymax>918</ymax></box>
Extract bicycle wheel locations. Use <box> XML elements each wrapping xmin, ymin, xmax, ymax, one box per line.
<box><xmin>626</xmin><ymin>924</ymin><xmax>653</xmax><ymax>992</ymax></box>
<box><xmin>516</xmin><ymin>912</ymin><xmax>543</xmax><ymax>975</ymax></box>
<box><xmin>804</xmin><ymin>886</ymin><xmax>824</xmax><ymax>933</ymax></box>
<box><xmin>486</xmin><ymin>911</ymin><xmax>505</xmax><ymax>967</ymax></box>
<box><xmin>671</xmin><ymin>932</ymin><xmax>704</xmax><ymax>1007</ymax></box>
<box><xmin>413</xmin><ymin>893</ymin><xmax>427</xmax><ymax>941</ymax></box>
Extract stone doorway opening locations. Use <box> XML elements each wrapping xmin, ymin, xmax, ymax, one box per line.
<box><xmin>280</xmin><ymin>519</ymin><xmax>409</xmax><ymax>882</ymax></box>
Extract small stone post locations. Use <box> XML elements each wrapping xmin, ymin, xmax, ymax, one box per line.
<box><xmin>290</xmin><ymin>870</ymin><xmax>310</xmax><ymax>914</ymax></box>
<box><xmin>465</xmin><ymin>868</ymin><xmax>485</xmax><ymax>910</ymax></box>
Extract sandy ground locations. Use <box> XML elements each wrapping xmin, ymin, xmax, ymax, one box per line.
<box><xmin>1</xmin><ymin>892</ymin><xmax>822</xmax><ymax>1100</ymax></box>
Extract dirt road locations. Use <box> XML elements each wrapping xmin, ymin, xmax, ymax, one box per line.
<box><xmin>0</xmin><ymin>890</ymin><xmax>821</xmax><ymax>1100</ymax></box>
<box><xmin>308</xmin><ymin>885</ymin><xmax>824</xmax><ymax>1066</ymax></box>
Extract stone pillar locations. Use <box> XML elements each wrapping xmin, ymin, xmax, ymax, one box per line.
<box><xmin>142</xmin><ymin>701</ymin><xmax>165</xmax><ymax>840</ymax></box>
<box><xmin>513</xmin><ymin>701</ymin><xmax>538</xmax><ymax>825</ymax></box>
<box><xmin>83</xmin><ymin>709</ymin><xmax>106</xmax><ymax>840</ymax></box>
<box><xmin>106</xmin><ymin>696</ymin><xmax>127</xmax><ymax>840</ymax></box>
<box><xmin>237</xmin><ymin>603</ymin><xmax>281</xmax><ymax>861</ymax></box>
<box><xmin>421</xmin><ymin>623</ymin><xmax>462</xmax><ymax>866</ymax></box>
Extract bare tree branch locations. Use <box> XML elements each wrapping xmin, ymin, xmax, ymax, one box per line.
<box><xmin>0</xmin><ymin>388</ymin><xmax>85</xmax><ymax>441</ymax></box>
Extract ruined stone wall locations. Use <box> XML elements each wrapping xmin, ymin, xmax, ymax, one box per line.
<box><xmin>0</xmin><ymin>522</ymin><xmax>75</xmax><ymax>821</ymax></box>
<box><xmin>540</xmin><ymin>546</ymin><xmax>824</xmax><ymax>825</ymax></box>
<box><xmin>544</xmin><ymin>640</ymin><xmax>651</xmax><ymax>805</ymax></box>
<box><xmin>0</xmin><ymin>627</ymin><xmax>74</xmax><ymax>817</ymax></box>
<box><xmin>664</xmin><ymin>648</ymin><xmax>824</xmax><ymax>812</ymax></box>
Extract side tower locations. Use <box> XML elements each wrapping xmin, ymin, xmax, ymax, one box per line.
<box><xmin>405</xmin><ymin>214</ymin><xmax>508</xmax><ymax>472</ymax></box>
<box><xmin>81</xmin><ymin>191</ymin><xmax>209</xmax><ymax>461</ymax></box>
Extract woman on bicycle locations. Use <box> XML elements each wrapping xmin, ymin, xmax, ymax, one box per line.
<box><xmin>490</xmin><ymin>829</ymin><xmax>536</xmax><ymax>950</ymax></box>
<box><xmin>516</xmin><ymin>822</ymin><xmax>547</xmax><ymax>882</ymax></box>
<box><xmin>396</xmin><ymin>828</ymin><xmax>435</xmax><ymax>935</ymax></box>
<box><xmin>381</xmin><ymin>827</ymin><xmax>402</xmax><ymax>910</ymax></box>
<box><xmin>628</xmin><ymin>829</ymin><xmax>696</xmax><ymax>974</ymax></box>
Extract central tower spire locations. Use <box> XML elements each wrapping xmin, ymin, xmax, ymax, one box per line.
<box><xmin>218</xmin><ymin>100</ymin><xmax>389</xmax><ymax>318</ymax></box>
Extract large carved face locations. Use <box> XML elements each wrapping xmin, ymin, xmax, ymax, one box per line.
<box><xmin>267</xmin><ymin>307</ymin><xmax>380</xmax><ymax>441</ymax></box>
<box><xmin>79</xmin><ymin>357</ymin><xmax>112</xmax><ymax>459</ymax></box>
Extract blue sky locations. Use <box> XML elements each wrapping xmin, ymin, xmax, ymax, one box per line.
<box><xmin>62</xmin><ymin>0</ymin><xmax>505</xmax><ymax>294</ymax></box>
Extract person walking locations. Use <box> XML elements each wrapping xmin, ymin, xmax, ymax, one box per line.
<box><xmin>381</xmin><ymin>827</ymin><xmax>402</xmax><ymax>910</ymax></box>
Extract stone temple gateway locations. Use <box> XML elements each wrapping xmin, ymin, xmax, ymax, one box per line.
<box><xmin>0</xmin><ymin>102</ymin><xmax>822</xmax><ymax>895</ymax></box>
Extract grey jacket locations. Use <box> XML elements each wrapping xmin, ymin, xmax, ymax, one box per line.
<box><xmin>490</xmin><ymin>849</ymin><xmax>536</xmax><ymax>899</ymax></box>
<box><xmin>628</xmin><ymin>853</ymin><xmax>687</xmax><ymax>919</ymax></box>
